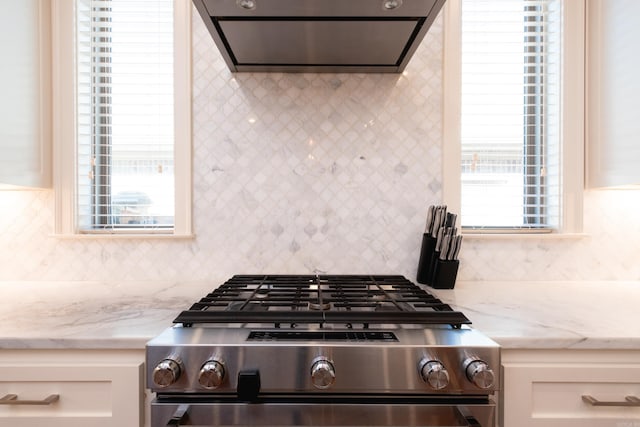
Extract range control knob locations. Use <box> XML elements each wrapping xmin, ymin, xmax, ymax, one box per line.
<box><xmin>310</xmin><ymin>357</ymin><xmax>336</xmax><ymax>389</ymax></box>
<box><xmin>152</xmin><ymin>358</ymin><xmax>182</xmax><ymax>388</ymax></box>
<box><xmin>419</xmin><ymin>360</ymin><xmax>450</xmax><ymax>390</ymax></box>
<box><xmin>198</xmin><ymin>360</ymin><xmax>226</xmax><ymax>389</ymax></box>
<box><xmin>465</xmin><ymin>359</ymin><xmax>495</xmax><ymax>389</ymax></box>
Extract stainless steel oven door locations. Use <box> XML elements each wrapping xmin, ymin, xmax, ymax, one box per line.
<box><xmin>151</xmin><ymin>400</ymin><xmax>496</xmax><ymax>427</ymax></box>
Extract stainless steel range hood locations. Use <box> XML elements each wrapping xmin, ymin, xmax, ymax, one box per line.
<box><xmin>191</xmin><ymin>0</ymin><xmax>446</xmax><ymax>73</ymax></box>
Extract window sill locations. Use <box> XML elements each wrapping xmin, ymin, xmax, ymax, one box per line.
<box><xmin>461</xmin><ymin>231</ymin><xmax>588</xmax><ymax>240</ymax></box>
<box><xmin>50</xmin><ymin>233</ymin><xmax>195</xmax><ymax>240</ymax></box>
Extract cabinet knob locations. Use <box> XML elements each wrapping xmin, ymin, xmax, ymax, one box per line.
<box><xmin>582</xmin><ymin>395</ymin><xmax>640</xmax><ymax>407</ymax></box>
<box><xmin>0</xmin><ymin>394</ymin><xmax>59</xmax><ymax>405</ymax></box>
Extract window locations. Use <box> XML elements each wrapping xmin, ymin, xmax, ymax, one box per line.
<box><xmin>53</xmin><ymin>0</ymin><xmax>192</xmax><ymax>236</ymax></box>
<box><xmin>442</xmin><ymin>0</ymin><xmax>584</xmax><ymax>233</ymax></box>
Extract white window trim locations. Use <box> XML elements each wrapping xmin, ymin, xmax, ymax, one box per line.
<box><xmin>442</xmin><ymin>0</ymin><xmax>585</xmax><ymax>236</ymax></box>
<box><xmin>52</xmin><ymin>0</ymin><xmax>193</xmax><ymax>238</ymax></box>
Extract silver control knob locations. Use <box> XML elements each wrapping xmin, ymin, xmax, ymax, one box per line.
<box><xmin>198</xmin><ymin>360</ymin><xmax>226</xmax><ymax>389</ymax></box>
<box><xmin>310</xmin><ymin>357</ymin><xmax>335</xmax><ymax>389</ymax></box>
<box><xmin>419</xmin><ymin>360</ymin><xmax>450</xmax><ymax>390</ymax></box>
<box><xmin>465</xmin><ymin>359</ymin><xmax>495</xmax><ymax>389</ymax></box>
<box><xmin>152</xmin><ymin>359</ymin><xmax>181</xmax><ymax>388</ymax></box>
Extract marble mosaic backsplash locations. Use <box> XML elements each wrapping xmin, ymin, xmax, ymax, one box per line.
<box><xmin>1</xmin><ymin>8</ymin><xmax>639</xmax><ymax>283</ymax></box>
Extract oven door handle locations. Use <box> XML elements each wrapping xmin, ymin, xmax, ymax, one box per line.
<box><xmin>166</xmin><ymin>404</ymin><xmax>190</xmax><ymax>426</ymax></box>
<box><xmin>155</xmin><ymin>402</ymin><xmax>492</xmax><ymax>426</ymax></box>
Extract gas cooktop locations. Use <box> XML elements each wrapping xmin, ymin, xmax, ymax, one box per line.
<box><xmin>173</xmin><ymin>274</ymin><xmax>471</xmax><ymax>329</ymax></box>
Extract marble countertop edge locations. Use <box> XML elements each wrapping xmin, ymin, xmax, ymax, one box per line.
<box><xmin>0</xmin><ymin>279</ymin><xmax>639</xmax><ymax>351</ymax></box>
<box><xmin>0</xmin><ymin>337</ymin><xmax>151</xmax><ymax>350</ymax></box>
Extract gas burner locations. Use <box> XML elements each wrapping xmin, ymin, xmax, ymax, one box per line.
<box><xmin>308</xmin><ymin>301</ymin><xmax>331</xmax><ymax>311</ymax></box>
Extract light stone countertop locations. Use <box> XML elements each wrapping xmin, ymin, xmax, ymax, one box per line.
<box><xmin>0</xmin><ymin>280</ymin><xmax>217</xmax><ymax>349</ymax></box>
<box><xmin>429</xmin><ymin>280</ymin><xmax>640</xmax><ymax>350</ymax></box>
<box><xmin>1</xmin><ymin>279</ymin><xmax>639</xmax><ymax>351</ymax></box>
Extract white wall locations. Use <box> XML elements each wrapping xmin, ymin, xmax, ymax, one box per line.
<box><xmin>0</xmin><ymin>8</ymin><xmax>639</xmax><ymax>283</ymax></box>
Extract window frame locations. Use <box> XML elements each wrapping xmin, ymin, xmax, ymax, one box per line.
<box><xmin>52</xmin><ymin>0</ymin><xmax>193</xmax><ymax>237</ymax></box>
<box><xmin>442</xmin><ymin>0</ymin><xmax>585</xmax><ymax>235</ymax></box>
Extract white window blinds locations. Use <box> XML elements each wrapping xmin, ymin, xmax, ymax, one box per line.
<box><xmin>76</xmin><ymin>0</ymin><xmax>175</xmax><ymax>232</ymax></box>
<box><xmin>460</xmin><ymin>0</ymin><xmax>561</xmax><ymax>230</ymax></box>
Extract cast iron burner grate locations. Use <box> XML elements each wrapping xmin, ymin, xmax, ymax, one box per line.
<box><xmin>173</xmin><ymin>275</ymin><xmax>471</xmax><ymax>329</ymax></box>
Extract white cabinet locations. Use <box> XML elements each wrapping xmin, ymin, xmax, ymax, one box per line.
<box><xmin>501</xmin><ymin>349</ymin><xmax>640</xmax><ymax>427</ymax></box>
<box><xmin>0</xmin><ymin>349</ymin><xmax>144</xmax><ymax>427</ymax></box>
<box><xmin>0</xmin><ymin>0</ymin><xmax>51</xmax><ymax>189</ymax></box>
<box><xmin>586</xmin><ymin>0</ymin><xmax>640</xmax><ymax>188</ymax></box>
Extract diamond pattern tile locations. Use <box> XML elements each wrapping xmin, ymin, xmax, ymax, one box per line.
<box><xmin>1</xmin><ymin>7</ymin><xmax>639</xmax><ymax>283</ymax></box>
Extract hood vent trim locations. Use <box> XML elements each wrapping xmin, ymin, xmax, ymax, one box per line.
<box><xmin>192</xmin><ymin>0</ymin><xmax>446</xmax><ymax>73</ymax></box>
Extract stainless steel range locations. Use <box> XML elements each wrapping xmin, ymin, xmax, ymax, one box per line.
<box><xmin>146</xmin><ymin>275</ymin><xmax>500</xmax><ymax>426</ymax></box>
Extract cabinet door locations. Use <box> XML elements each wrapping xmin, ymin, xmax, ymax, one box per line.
<box><xmin>0</xmin><ymin>353</ymin><xmax>144</xmax><ymax>427</ymax></box>
<box><xmin>586</xmin><ymin>0</ymin><xmax>640</xmax><ymax>188</ymax></box>
<box><xmin>0</xmin><ymin>0</ymin><xmax>51</xmax><ymax>189</ymax></box>
<box><xmin>502</xmin><ymin>360</ymin><xmax>640</xmax><ymax>427</ymax></box>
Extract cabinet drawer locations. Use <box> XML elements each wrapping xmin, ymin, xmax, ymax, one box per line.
<box><xmin>0</xmin><ymin>362</ymin><xmax>143</xmax><ymax>427</ymax></box>
<box><xmin>533</xmin><ymin>381</ymin><xmax>640</xmax><ymax>421</ymax></box>
<box><xmin>503</xmin><ymin>360</ymin><xmax>640</xmax><ymax>427</ymax></box>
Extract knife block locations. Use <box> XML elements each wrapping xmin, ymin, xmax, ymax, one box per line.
<box><xmin>431</xmin><ymin>259</ymin><xmax>459</xmax><ymax>289</ymax></box>
<box><xmin>416</xmin><ymin>234</ymin><xmax>436</xmax><ymax>285</ymax></box>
